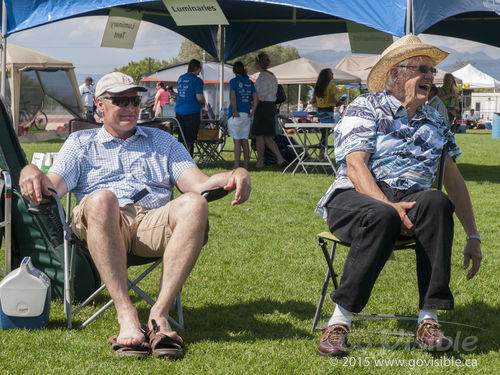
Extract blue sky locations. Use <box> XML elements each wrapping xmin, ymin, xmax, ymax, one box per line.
<box><xmin>9</xmin><ymin>16</ymin><xmax>500</xmax><ymax>84</ymax></box>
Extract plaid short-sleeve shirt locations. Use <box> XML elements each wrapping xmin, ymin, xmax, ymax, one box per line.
<box><xmin>50</xmin><ymin>126</ymin><xmax>197</xmax><ymax>209</ymax></box>
<box><xmin>316</xmin><ymin>90</ymin><xmax>461</xmax><ymax>221</ymax></box>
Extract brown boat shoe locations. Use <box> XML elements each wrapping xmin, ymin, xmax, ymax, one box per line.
<box><xmin>415</xmin><ymin>319</ymin><xmax>452</xmax><ymax>352</ymax></box>
<box><xmin>318</xmin><ymin>324</ymin><xmax>350</xmax><ymax>357</ymax></box>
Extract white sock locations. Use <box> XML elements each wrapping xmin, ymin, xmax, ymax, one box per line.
<box><xmin>418</xmin><ymin>309</ymin><xmax>438</xmax><ymax>324</ymax></box>
<box><xmin>328</xmin><ymin>304</ymin><xmax>353</xmax><ymax>329</ymax></box>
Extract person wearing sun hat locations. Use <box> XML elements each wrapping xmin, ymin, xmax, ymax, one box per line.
<box><xmin>315</xmin><ymin>35</ymin><xmax>482</xmax><ymax>356</ymax></box>
<box><xmin>18</xmin><ymin>71</ymin><xmax>251</xmax><ymax>359</ymax></box>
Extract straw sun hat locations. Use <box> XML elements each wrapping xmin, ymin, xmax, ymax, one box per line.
<box><xmin>366</xmin><ymin>34</ymin><xmax>449</xmax><ymax>93</ymax></box>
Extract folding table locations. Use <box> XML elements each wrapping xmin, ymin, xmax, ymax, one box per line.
<box><xmin>283</xmin><ymin>122</ymin><xmax>337</xmax><ymax>175</ymax></box>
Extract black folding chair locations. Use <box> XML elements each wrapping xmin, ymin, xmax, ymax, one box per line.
<box><xmin>195</xmin><ymin>118</ymin><xmax>227</xmax><ymax>168</ymax></box>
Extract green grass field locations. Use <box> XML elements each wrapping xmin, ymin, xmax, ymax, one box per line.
<box><xmin>0</xmin><ymin>130</ymin><xmax>498</xmax><ymax>374</ymax></box>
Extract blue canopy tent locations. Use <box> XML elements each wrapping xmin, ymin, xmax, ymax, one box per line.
<box><xmin>0</xmin><ymin>0</ymin><xmax>407</xmax><ymax>60</ymax></box>
<box><xmin>1</xmin><ymin>0</ymin><xmax>498</xmax><ymax>112</ymax></box>
<box><xmin>0</xmin><ymin>0</ymin><xmax>409</xmax><ymax>114</ymax></box>
<box><xmin>411</xmin><ymin>0</ymin><xmax>500</xmax><ymax>47</ymax></box>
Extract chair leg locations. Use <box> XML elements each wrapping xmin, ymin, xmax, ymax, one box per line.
<box><xmin>311</xmin><ymin>238</ymin><xmax>339</xmax><ymax>332</ymax></box>
<box><xmin>68</xmin><ymin>256</ymin><xmax>185</xmax><ymax>330</ymax></box>
<box><xmin>311</xmin><ymin>266</ymin><xmax>331</xmax><ymax>333</ymax></box>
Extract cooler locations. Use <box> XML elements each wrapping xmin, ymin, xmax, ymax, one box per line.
<box><xmin>0</xmin><ymin>257</ymin><xmax>51</xmax><ymax>329</ymax></box>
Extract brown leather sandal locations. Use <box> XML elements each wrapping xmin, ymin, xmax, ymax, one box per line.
<box><xmin>147</xmin><ymin>319</ymin><xmax>185</xmax><ymax>359</ymax></box>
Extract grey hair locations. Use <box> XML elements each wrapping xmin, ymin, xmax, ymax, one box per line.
<box><xmin>384</xmin><ymin>57</ymin><xmax>415</xmax><ymax>91</ymax></box>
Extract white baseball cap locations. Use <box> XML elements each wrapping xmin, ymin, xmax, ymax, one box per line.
<box><xmin>95</xmin><ymin>72</ymin><xmax>147</xmax><ymax>98</ymax></box>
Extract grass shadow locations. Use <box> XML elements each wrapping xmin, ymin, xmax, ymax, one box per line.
<box><xmin>170</xmin><ymin>298</ymin><xmax>316</xmax><ymax>343</ymax></box>
<box><xmin>347</xmin><ymin>300</ymin><xmax>500</xmax><ymax>354</ymax></box>
<box><xmin>458</xmin><ymin>164</ymin><xmax>500</xmax><ymax>183</ymax></box>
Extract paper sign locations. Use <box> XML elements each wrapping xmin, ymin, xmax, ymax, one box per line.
<box><xmin>347</xmin><ymin>22</ymin><xmax>393</xmax><ymax>54</ymax></box>
<box><xmin>163</xmin><ymin>0</ymin><xmax>228</xmax><ymax>26</ymax></box>
<box><xmin>101</xmin><ymin>8</ymin><xmax>143</xmax><ymax>49</ymax></box>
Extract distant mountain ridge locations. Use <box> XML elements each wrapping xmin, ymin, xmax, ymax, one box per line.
<box><xmin>302</xmin><ymin>48</ymin><xmax>500</xmax><ymax>80</ymax></box>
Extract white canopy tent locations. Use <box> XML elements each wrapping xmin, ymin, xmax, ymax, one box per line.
<box><xmin>251</xmin><ymin>57</ymin><xmax>360</xmax><ymax>106</ymax></box>
<box><xmin>335</xmin><ymin>54</ymin><xmax>461</xmax><ymax>86</ymax></box>
<box><xmin>452</xmin><ymin>64</ymin><xmax>500</xmax><ymax>89</ymax></box>
<box><xmin>2</xmin><ymin>44</ymin><xmax>83</xmax><ymax>133</ymax></box>
<box><xmin>252</xmin><ymin>57</ymin><xmax>361</xmax><ymax>85</ymax></box>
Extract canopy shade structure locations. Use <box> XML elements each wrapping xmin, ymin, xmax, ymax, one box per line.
<box><xmin>2</xmin><ymin>44</ymin><xmax>83</xmax><ymax>132</ymax></box>
<box><xmin>1</xmin><ymin>0</ymin><xmax>407</xmax><ymax>61</ymax></box>
<box><xmin>251</xmin><ymin>57</ymin><xmax>361</xmax><ymax>85</ymax></box>
<box><xmin>452</xmin><ymin>64</ymin><xmax>500</xmax><ymax>89</ymax></box>
<box><xmin>335</xmin><ymin>54</ymin><xmax>462</xmax><ymax>86</ymax></box>
<box><xmin>2</xmin><ymin>1</ymin><xmax>499</xmax><ymax>61</ymax></box>
<box><xmin>412</xmin><ymin>0</ymin><xmax>500</xmax><ymax>48</ymax></box>
<box><xmin>335</xmin><ymin>55</ymin><xmax>380</xmax><ymax>85</ymax></box>
<box><xmin>141</xmin><ymin>62</ymin><xmax>235</xmax><ymax>84</ymax></box>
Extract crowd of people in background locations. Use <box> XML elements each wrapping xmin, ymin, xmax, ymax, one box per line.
<box><xmin>78</xmin><ymin>54</ymin><xmax>481</xmax><ymax>171</ymax></box>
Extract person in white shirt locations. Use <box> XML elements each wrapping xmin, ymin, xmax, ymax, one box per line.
<box><xmin>253</xmin><ymin>52</ymin><xmax>286</xmax><ymax>168</ymax></box>
<box><xmin>465</xmin><ymin>109</ymin><xmax>479</xmax><ymax>129</ymax></box>
<box><xmin>79</xmin><ymin>77</ymin><xmax>95</xmax><ymax>121</ymax></box>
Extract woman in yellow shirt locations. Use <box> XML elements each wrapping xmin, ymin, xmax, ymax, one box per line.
<box><xmin>312</xmin><ymin>68</ymin><xmax>346</xmax><ymax>158</ymax></box>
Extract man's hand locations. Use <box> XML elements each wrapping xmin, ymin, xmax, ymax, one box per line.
<box><xmin>390</xmin><ymin>201</ymin><xmax>416</xmax><ymax>236</ymax></box>
<box><xmin>463</xmin><ymin>240</ymin><xmax>482</xmax><ymax>280</ymax></box>
<box><xmin>223</xmin><ymin>168</ymin><xmax>251</xmax><ymax>206</ymax></box>
<box><xmin>19</xmin><ymin>164</ymin><xmax>55</xmax><ymax>205</ymax></box>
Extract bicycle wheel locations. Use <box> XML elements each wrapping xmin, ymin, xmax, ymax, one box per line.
<box><xmin>34</xmin><ymin>111</ymin><xmax>48</xmax><ymax>129</ymax></box>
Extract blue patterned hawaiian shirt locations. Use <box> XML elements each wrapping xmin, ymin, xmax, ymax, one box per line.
<box><xmin>316</xmin><ymin>90</ymin><xmax>461</xmax><ymax>221</ymax></box>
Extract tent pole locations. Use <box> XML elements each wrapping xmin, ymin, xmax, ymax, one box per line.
<box><xmin>298</xmin><ymin>84</ymin><xmax>301</xmax><ymax>109</ymax></box>
<box><xmin>405</xmin><ymin>0</ymin><xmax>412</xmax><ymax>35</ymax></box>
<box><xmin>1</xmin><ymin>0</ymin><xmax>7</xmax><ymax>98</ymax></box>
<box><xmin>219</xmin><ymin>25</ymin><xmax>225</xmax><ymax>119</ymax></box>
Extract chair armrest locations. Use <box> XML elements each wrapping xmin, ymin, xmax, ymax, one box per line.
<box><xmin>201</xmin><ymin>187</ymin><xmax>229</xmax><ymax>202</ymax></box>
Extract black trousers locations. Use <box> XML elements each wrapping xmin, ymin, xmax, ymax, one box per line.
<box><xmin>176</xmin><ymin>112</ymin><xmax>201</xmax><ymax>155</ymax></box>
<box><xmin>326</xmin><ymin>184</ymin><xmax>455</xmax><ymax>313</ymax></box>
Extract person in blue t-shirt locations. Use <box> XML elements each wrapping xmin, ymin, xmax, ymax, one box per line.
<box><xmin>228</xmin><ymin>61</ymin><xmax>258</xmax><ymax>170</ymax></box>
<box><xmin>175</xmin><ymin>59</ymin><xmax>206</xmax><ymax>155</ymax></box>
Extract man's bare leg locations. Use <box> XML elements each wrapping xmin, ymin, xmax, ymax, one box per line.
<box><xmin>147</xmin><ymin>192</ymin><xmax>208</xmax><ymax>337</ymax></box>
<box><xmin>84</xmin><ymin>190</ymin><xmax>144</xmax><ymax>346</ymax></box>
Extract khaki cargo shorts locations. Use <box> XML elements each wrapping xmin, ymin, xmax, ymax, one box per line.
<box><xmin>72</xmin><ymin>195</ymin><xmax>174</xmax><ymax>257</ymax></box>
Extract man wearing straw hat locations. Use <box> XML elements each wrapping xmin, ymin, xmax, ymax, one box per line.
<box><xmin>316</xmin><ymin>35</ymin><xmax>482</xmax><ymax>356</ymax></box>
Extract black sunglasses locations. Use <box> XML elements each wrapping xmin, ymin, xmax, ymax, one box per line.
<box><xmin>397</xmin><ymin>65</ymin><xmax>437</xmax><ymax>75</ymax></box>
<box><xmin>103</xmin><ymin>96</ymin><xmax>142</xmax><ymax>107</ymax></box>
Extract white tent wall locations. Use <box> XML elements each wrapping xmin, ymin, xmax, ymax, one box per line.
<box><xmin>3</xmin><ymin>44</ymin><xmax>83</xmax><ymax>133</ymax></box>
<box><xmin>452</xmin><ymin>64</ymin><xmax>500</xmax><ymax>89</ymax></box>
<box><xmin>470</xmin><ymin>92</ymin><xmax>500</xmax><ymax>121</ymax></box>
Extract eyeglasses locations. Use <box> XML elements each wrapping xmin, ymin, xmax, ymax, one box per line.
<box><xmin>397</xmin><ymin>65</ymin><xmax>437</xmax><ymax>75</ymax></box>
<box><xmin>102</xmin><ymin>96</ymin><xmax>142</xmax><ymax>107</ymax></box>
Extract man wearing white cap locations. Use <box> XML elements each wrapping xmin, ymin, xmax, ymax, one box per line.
<box><xmin>316</xmin><ymin>35</ymin><xmax>482</xmax><ymax>356</ymax></box>
<box><xmin>19</xmin><ymin>72</ymin><xmax>251</xmax><ymax>358</ymax></box>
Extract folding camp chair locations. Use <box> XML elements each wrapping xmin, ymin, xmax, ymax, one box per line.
<box><xmin>61</xmin><ymin>118</ymin><xmax>192</xmax><ymax>329</ymax></box>
<box><xmin>195</xmin><ymin>118</ymin><xmax>227</xmax><ymax>168</ymax></box>
<box><xmin>0</xmin><ymin>170</ymin><xmax>12</xmax><ymax>278</ymax></box>
<box><xmin>149</xmin><ymin>116</ymin><xmax>189</xmax><ymax>150</ymax></box>
<box><xmin>0</xmin><ymin>101</ymin><xmax>100</xmax><ymax>302</ymax></box>
<box><xmin>311</xmin><ymin>148</ymin><xmax>448</xmax><ymax>333</ymax></box>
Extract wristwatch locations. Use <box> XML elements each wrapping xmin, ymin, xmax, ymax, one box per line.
<box><xmin>466</xmin><ymin>234</ymin><xmax>481</xmax><ymax>243</ymax></box>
